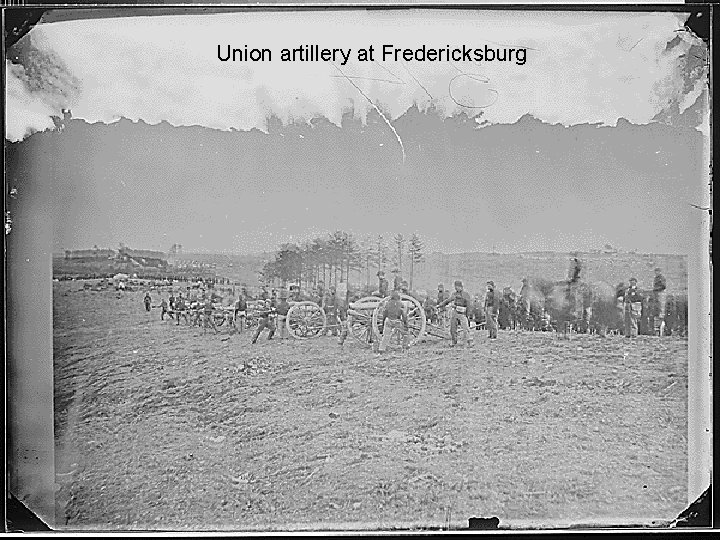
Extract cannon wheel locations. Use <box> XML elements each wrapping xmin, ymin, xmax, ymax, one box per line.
<box><xmin>371</xmin><ymin>294</ymin><xmax>426</xmax><ymax>347</ymax></box>
<box><xmin>348</xmin><ymin>296</ymin><xmax>383</xmax><ymax>346</ymax></box>
<box><xmin>286</xmin><ymin>301</ymin><xmax>327</xmax><ymax>340</ymax></box>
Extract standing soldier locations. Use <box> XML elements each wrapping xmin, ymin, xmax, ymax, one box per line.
<box><xmin>260</xmin><ymin>286</ymin><xmax>269</xmax><ymax>301</ymax></box>
<box><xmin>437</xmin><ymin>284</ymin><xmax>449</xmax><ymax>328</ymax></box>
<box><xmin>519</xmin><ymin>278</ymin><xmax>531</xmax><ymax>330</ymax></box>
<box><xmin>336</xmin><ymin>289</ymin><xmax>350</xmax><ymax>348</ymax></box>
<box><xmin>653</xmin><ymin>267</ymin><xmax>667</xmax><ymax>336</ymax></box>
<box><xmin>275</xmin><ymin>292</ymin><xmax>291</xmax><ymax>340</ymax></box>
<box><xmin>160</xmin><ymin>297</ymin><xmax>169</xmax><ymax>320</ymax></box>
<box><xmin>484</xmin><ymin>281</ymin><xmax>500</xmax><ymax>339</ymax></box>
<box><xmin>377</xmin><ymin>290</ymin><xmax>410</xmax><ymax>354</ymax></box>
<box><xmin>234</xmin><ymin>293</ymin><xmax>248</xmax><ymax>333</ymax></box>
<box><xmin>143</xmin><ymin>291</ymin><xmax>152</xmax><ymax>312</ymax></box>
<box><xmin>392</xmin><ymin>270</ymin><xmax>402</xmax><ymax>292</ymax></box>
<box><xmin>623</xmin><ymin>277</ymin><xmax>643</xmax><ymax>338</ymax></box>
<box><xmin>202</xmin><ymin>295</ymin><xmax>218</xmax><ymax>334</ymax></box>
<box><xmin>251</xmin><ymin>299</ymin><xmax>276</xmax><ymax>344</ymax></box>
<box><xmin>377</xmin><ymin>271</ymin><xmax>389</xmax><ymax>297</ymax></box>
<box><xmin>175</xmin><ymin>292</ymin><xmax>188</xmax><ymax>325</ymax></box>
<box><xmin>168</xmin><ymin>292</ymin><xmax>176</xmax><ymax>319</ymax></box>
<box><xmin>471</xmin><ymin>294</ymin><xmax>484</xmax><ymax>330</ymax></box>
<box><xmin>438</xmin><ymin>280</ymin><xmax>474</xmax><ymax>347</ymax></box>
<box><xmin>322</xmin><ymin>286</ymin><xmax>339</xmax><ymax>337</ymax></box>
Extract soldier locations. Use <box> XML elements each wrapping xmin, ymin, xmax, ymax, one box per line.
<box><xmin>471</xmin><ymin>294</ymin><xmax>484</xmax><ymax>330</ymax></box>
<box><xmin>260</xmin><ymin>286</ymin><xmax>269</xmax><ymax>301</ymax></box>
<box><xmin>501</xmin><ymin>287</ymin><xmax>517</xmax><ymax>330</ymax></box>
<box><xmin>174</xmin><ymin>292</ymin><xmax>188</xmax><ymax>325</ymax></box>
<box><xmin>336</xmin><ymin>289</ymin><xmax>350</xmax><ymax>348</ymax></box>
<box><xmin>423</xmin><ymin>296</ymin><xmax>437</xmax><ymax>325</ymax></box>
<box><xmin>377</xmin><ymin>290</ymin><xmax>410</xmax><ymax>354</ymax></box>
<box><xmin>436</xmin><ymin>284</ymin><xmax>450</xmax><ymax>328</ymax></box>
<box><xmin>251</xmin><ymin>299</ymin><xmax>276</xmax><ymax>344</ymax></box>
<box><xmin>275</xmin><ymin>292</ymin><xmax>291</xmax><ymax>340</ymax></box>
<box><xmin>377</xmin><ymin>271</ymin><xmax>389</xmax><ymax>297</ymax></box>
<box><xmin>623</xmin><ymin>277</ymin><xmax>643</xmax><ymax>338</ymax></box>
<box><xmin>143</xmin><ymin>291</ymin><xmax>152</xmax><ymax>312</ymax></box>
<box><xmin>438</xmin><ymin>280</ymin><xmax>474</xmax><ymax>347</ymax></box>
<box><xmin>519</xmin><ymin>278</ymin><xmax>531</xmax><ymax>330</ymax></box>
<box><xmin>653</xmin><ymin>267</ymin><xmax>668</xmax><ymax>336</ymax></box>
<box><xmin>392</xmin><ymin>270</ymin><xmax>402</xmax><ymax>291</ymax></box>
<box><xmin>484</xmin><ymin>281</ymin><xmax>500</xmax><ymax>339</ymax></box>
<box><xmin>160</xmin><ymin>297</ymin><xmax>169</xmax><ymax>320</ymax></box>
<box><xmin>202</xmin><ymin>295</ymin><xmax>218</xmax><ymax>334</ymax></box>
<box><xmin>322</xmin><ymin>287</ymin><xmax>339</xmax><ymax>336</ymax></box>
<box><xmin>234</xmin><ymin>293</ymin><xmax>248</xmax><ymax>333</ymax></box>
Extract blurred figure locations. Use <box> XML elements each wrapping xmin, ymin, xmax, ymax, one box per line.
<box><xmin>322</xmin><ymin>286</ymin><xmax>339</xmax><ymax>337</ymax></box>
<box><xmin>234</xmin><ymin>293</ymin><xmax>248</xmax><ymax>333</ymax></box>
<box><xmin>202</xmin><ymin>295</ymin><xmax>218</xmax><ymax>334</ymax></box>
<box><xmin>484</xmin><ymin>281</ymin><xmax>500</xmax><ymax>339</ymax></box>
<box><xmin>175</xmin><ymin>292</ymin><xmax>188</xmax><ymax>325</ymax></box>
<box><xmin>471</xmin><ymin>294</ymin><xmax>484</xmax><ymax>330</ymax></box>
<box><xmin>392</xmin><ymin>270</ymin><xmax>402</xmax><ymax>291</ymax></box>
<box><xmin>251</xmin><ymin>299</ymin><xmax>276</xmax><ymax>344</ymax></box>
<box><xmin>378</xmin><ymin>290</ymin><xmax>410</xmax><ymax>353</ymax></box>
<box><xmin>623</xmin><ymin>278</ymin><xmax>643</xmax><ymax>338</ymax></box>
<box><xmin>653</xmin><ymin>267</ymin><xmax>668</xmax><ymax>336</ymax></box>
<box><xmin>438</xmin><ymin>280</ymin><xmax>474</xmax><ymax>347</ymax></box>
<box><xmin>437</xmin><ymin>284</ymin><xmax>450</xmax><ymax>328</ymax></box>
<box><xmin>275</xmin><ymin>291</ymin><xmax>290</xmax><ymax>340</ymax></box>
<box><xmin>160</xmin><ymin>297</ymin><xmax>169</xmax><ymax>320</ymax></box>
<box><xmin>519</xmin><ymin>278</ymin><xmax>531</xmax><ymax>329</ymax></box>
<box><xmin>377</xmin><ymin>271</ymin><xmax>389</xmax><ymax>297</ymax></box>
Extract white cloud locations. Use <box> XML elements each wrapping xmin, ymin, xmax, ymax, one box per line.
<box><xmin>6</xmin><ymin>10</ymin><xmax>707</xmax><ymax>143</ymax></box>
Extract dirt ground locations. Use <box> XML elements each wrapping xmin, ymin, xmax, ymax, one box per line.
<box><xmin>53</xmin><ymin>282</ymin><xmax>688</xmax><ymax>531</ymax></box>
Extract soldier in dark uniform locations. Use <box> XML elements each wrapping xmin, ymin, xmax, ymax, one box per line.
<box><xmin>436</xmin><ymin>284</ymin><xmax>450</xmax><ymax>328</ymax></box>
<box><xmin>377</xmin><ymin>271</ymin><xmax>389</xmax><ymax>297</ymax></box>
<box><xmin>623</xmin><ymin>277</ymin><xmax>643</xmax><ymax>338</ymax></box>
<box><xmin>251</xmin><ymin>299</ymin><xmax>276</xmax><ymax>344</ymax></box>
<box><xmin>438</xmin><ymin>280</ymin><xmax>474</xmax><ymax>347</ymax></box>
<box><xmin>378</xmin><ymin>290</ymin><xmax>410</xmax><ymax>353</ymax></box>
<box><xmin>234</xmin><ymin>293</ymin><xmax>248</xmax><ymax>333</ymax></box>
<box><xmin>484</xmin><ymin>281</ymin><xmax>500</xmax><ymax>339</ymax></box>
<box><xmin>392</xmin><ymin>270</ymin><xmax>402</xmax><ymax>292</ymax></box>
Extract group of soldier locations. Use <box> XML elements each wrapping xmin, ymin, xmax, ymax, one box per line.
<box><xmin>141</xmin><ymin>257</ymin><xmax>674</xmax><ymax>349</ymax></box>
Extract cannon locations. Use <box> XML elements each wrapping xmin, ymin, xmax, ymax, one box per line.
<box><xmin>346</xmin><ymin>294</ymin><xmax>427</xmax><ymax>349</ymax></box>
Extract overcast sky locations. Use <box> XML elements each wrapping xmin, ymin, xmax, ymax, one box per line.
<box><xmin>5</xmin><ymin>9</ymin><xmax>710</xmax><ymax>255</ymax></box>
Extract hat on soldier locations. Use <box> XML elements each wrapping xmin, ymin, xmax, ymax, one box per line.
<box><xmin>487</xmin><ymin>280</ymin><xmax>495</xmax><ymax>287</ymax></box>
<box><xmin>454</xmin><ymin>280</ymin><xmax>463</xmax><ymax>287</ymax></box>
<box><xmin>629</xmin><ymin>277</ymin><xmax>637</xmax><ymax>283</ymax></box>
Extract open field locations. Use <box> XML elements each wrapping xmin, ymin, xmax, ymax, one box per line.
<box><xmin>53</xmin><ymin>282</ymin><xmax>688</xmax><ymax>531</ymax></box>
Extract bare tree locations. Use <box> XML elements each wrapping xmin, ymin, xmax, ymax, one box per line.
<box><xmin>408</xmin><ymin>233</ymin><xmax>425</xmax><ymax>290</ymax></box>
<box><xmin>393</xmin><ymin>233</ymin><xmax>405</xmax><ymax>275</ymax></box>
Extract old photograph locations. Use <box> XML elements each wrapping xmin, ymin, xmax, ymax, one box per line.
<box><xmin>5</xmin><ymin>6</ymin><xmax>711</xmax><ymax>531</ymax></box>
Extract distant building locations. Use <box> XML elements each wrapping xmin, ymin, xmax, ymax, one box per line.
<box><xmin>117</xmin><ymin>246</ymin><xmax>168</xmax><ymax>268</ymax></box>
<box><xmin>64</xmin><ymin>246</ymin><xmax>116</xmax><ymax>262</ymax></box>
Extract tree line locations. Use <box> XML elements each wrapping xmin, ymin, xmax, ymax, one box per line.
<box><xmin>258</xmin><ymin>231</ymin><xmax>426</xmax><ymax>291</ymax></box>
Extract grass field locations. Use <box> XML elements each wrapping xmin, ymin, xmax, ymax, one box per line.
<box><xmin>53</xmin><ymin>282</ymin><xmax>688</xmax><ymax>531</ymax></box>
